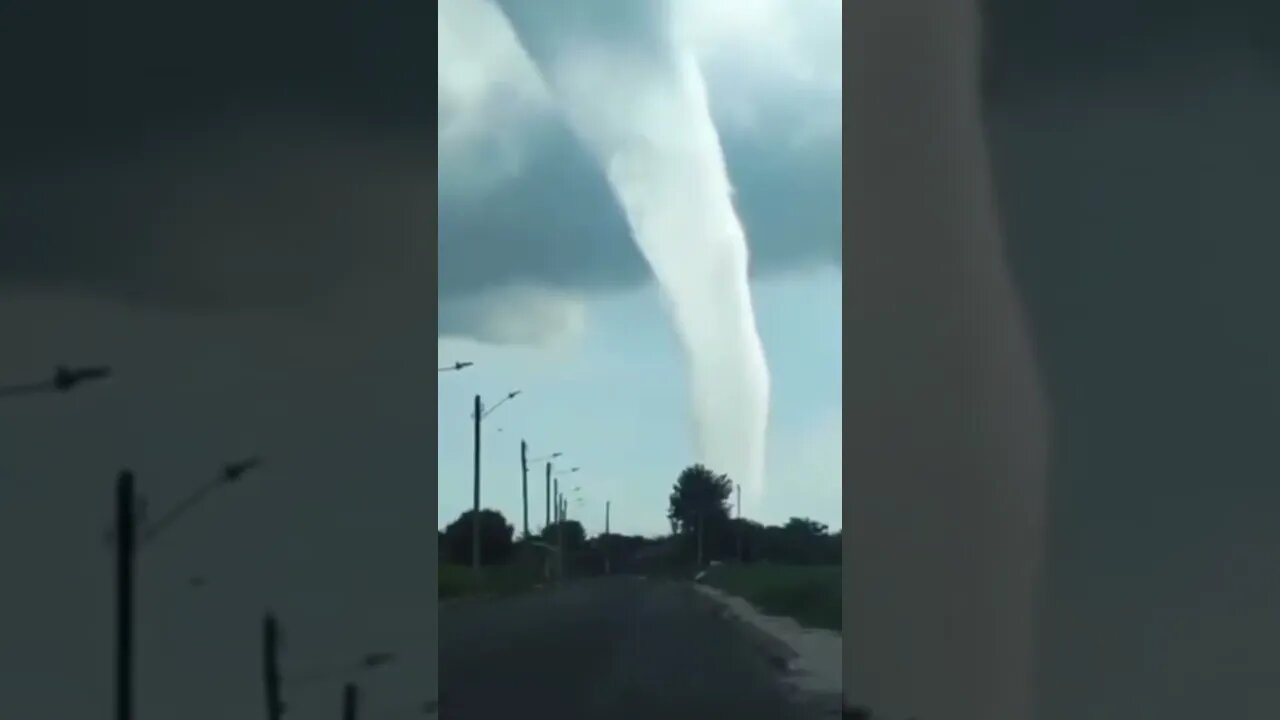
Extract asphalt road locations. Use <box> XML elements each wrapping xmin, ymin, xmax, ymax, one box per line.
<box><xmin>439</xmin><ymin>575</ymin><xmax>829</xmax><ymax>719</ymax></box>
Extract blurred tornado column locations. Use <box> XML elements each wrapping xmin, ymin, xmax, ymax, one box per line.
<box><xmin>845</xmin><ymin>2</ymin><xmax>1049</xmax><ymax>719</ymax></box>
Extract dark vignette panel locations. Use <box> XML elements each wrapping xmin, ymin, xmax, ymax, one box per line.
<box><xmin>0</xmin><ymin>1</ymin><xmax>438</xmax><ymax>717</ymax></box>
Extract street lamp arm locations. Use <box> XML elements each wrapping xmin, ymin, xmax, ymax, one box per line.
<box><xmin>138</xmin><ymin>459</ymin><xmax>262</xmax><ymax>545</ymax></box>
<box><xmin>480</xmin><ymin>390</ymin><xmax>521</xmax><ymax>420</ymax></box>
<box><xmin>139</xmin><ymin>479</ymin><xmax>221</xmax><ymax>545</ymax></box>
<box><xmin>222</xmin><ymin>456</ymin><xmax>263</xmax><ymax>482</ymax></box>
<box><xmin>0</xmin><ymin>364</ymin><xmax>113</xmax><ymax>399</ymax></box>
<box><xmin>54</xmin><ymin>364</ymin><xmax>113</xmax><ymax>390</ymax></box>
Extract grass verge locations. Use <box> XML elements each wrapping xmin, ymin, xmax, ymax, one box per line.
<box><xmin>438</xmin><ymin>560</ymin><xmax>546</xmax><ymax>600</ymax></box>
<box><xmin>702</xmin><ymin>563</ymin><xmax>841</xmax><ymax>631</ymax></box>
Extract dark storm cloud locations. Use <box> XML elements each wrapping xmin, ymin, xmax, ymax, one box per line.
<box><xmin>0</xmin><ymin>0</ymin><xmax>431</xmax><ymax>310</ymax></box>
<box><xmin>436</xmin><ymin>0</ymin><xmax>841</xmax><ymax>341</ymax></box>
<box><xmin>437</xmin><ymin>108</ymin><xmax>840</xmax><ymax>304</ymax></box>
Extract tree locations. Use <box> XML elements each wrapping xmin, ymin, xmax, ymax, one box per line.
<box><xmin>539</xmin><ymin>519</ymin><xmax>586</xmax><ymax>550</ymax></box>
<box><xmin>442</xmin><ymin>509</ymin><xmax>515</xmax><ymax>566</ymax></box>
<box><xmin>784</xmin><ymin>517</ymin><xmax>829</xmax><ymax>537</ymax></box>
<box><xmin>668</xmin><ymin>464</ymin><xmax>734</xmax><ymax>563</ymax></box>
<box><xmin>667</xmin><ymin>464</ymin><xmax>733</xmax><ymax>535</ymax></box>
<box><xmin>754</xmin><ymin>517</ymin><xmax>840</xmax><ymax>565</ymax></box>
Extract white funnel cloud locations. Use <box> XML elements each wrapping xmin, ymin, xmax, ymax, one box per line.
<box><xmin>491</xmin><ymin>0</ymin><xmax>771</xmax><ymax>501</ymax></box>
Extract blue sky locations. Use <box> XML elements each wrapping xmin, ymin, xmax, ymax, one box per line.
<box><xmin>437</xmin><ymin>0</ymin><xmax>842</xmax><ymax>537</ymax></box>
<box><xmin>437</xmin><ymin>268</ymin><xmax>842</xmax><ymax>536</ymax></box>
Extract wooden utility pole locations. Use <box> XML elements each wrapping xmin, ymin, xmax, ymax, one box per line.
<box><xmin>553</xmin><ymin>478</ymin><xmax>559</xmax><ymax>523</ymax></box>
<box><xmin>544</xmin><ymin>462</ymin><xmax>552</xmax><ymax>529</ymax></box>
<box><xmin>471</xmin><ymin>394</ymin><xmax>482</xmax><ymax>572</ymax></box>
<box><xmin>263</xmin><ymin>613</ymin><xmax>284</xmax><ymax>720</ymax></box>
<box><xmin>341</xmin><ymin>683</ymin><xmax>358</xmax><ymax>720</ymax></box>
<box><xmin>556</xmin><ymin>494</ymin><xmax>566</xmax><ymax>580</ymax></box>
<box><xmin>520</xmin><ymin>440</ymin><xmax>529</xmax><ymax>539</ymax></box>
<box><xmin>114</xmin><ymin>470</ymin><xmax>136</xmax><ymax>720</ymax></box>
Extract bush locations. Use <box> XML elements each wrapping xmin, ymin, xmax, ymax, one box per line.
<box><xmin>441</xmin><ymin>509</ymin><xmax>515</xmax><ymax>566</ymax></box>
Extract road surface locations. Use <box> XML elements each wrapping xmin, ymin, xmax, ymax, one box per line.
<box><xmin>439</xmin><ymin>575</ymin><xmax>828</xmax><ymax>719</ymax></box>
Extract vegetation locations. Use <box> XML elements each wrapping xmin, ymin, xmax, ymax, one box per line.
<box><xmin>701</xmin><ymin>563</ymin><xmax>841</xmax><ymax>630</ymax></box>
<box><xmin>663</xmin><ymin>463</ymin><xmax>841</xmax><ymax>629</ymax></box>
<box><xmin>441</xmin><ymin>509</ymin><xmax>516</xmax><ymax>566</ymax></box>
<box><xmin>436</xmin><ymin>464</ymin><xmax>843</xmax><ymax>620</ymax></box>
<box><xmin>438</xmin><ymin>558</ymin><xmax>546</xmax><ymax>600</ymax></box>
<box><xmin>665</xmin><ymin>464</ymin><xmax>840</xmax><ymax>567</ymax></box>
<box><xmin>539</xmin><ymin>518</ymin><xmax>585</xmax><ymax>550</ymax></box>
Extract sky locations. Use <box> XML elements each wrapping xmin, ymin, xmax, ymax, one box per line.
<box><xmin>437</xmin><ymin>270</ymin><xmax>842</xmax><ymax>537</ymax></box>
<box><xmin>436</xmin><ymin>0</ymin><xmax>843</xmax><ymax>536</ymax></box>
<box><xmin>0</xmin><ymin>1</ymin><xmax>839</xmax><ymax>717</ymax></box>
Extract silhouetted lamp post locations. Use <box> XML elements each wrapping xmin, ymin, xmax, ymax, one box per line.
<box><xmin>525</xmin><ymin>449</ymin><xmax>562</xmax><ymax>538</ymax></box>
<box><xmin>472</xmin><ymin>391</ymin><xmax>520</xmax><ymax>573</ymax></box>
<box><xmin>111</xmin><ymin>459</ymin><xmax>262</xmax><ymax>720</ymax></box>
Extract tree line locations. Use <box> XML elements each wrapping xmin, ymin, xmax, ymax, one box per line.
<box><xmin>438</xmin><ymin>463</ymin><xmax>839</xmax><ymax>571</ymax></box>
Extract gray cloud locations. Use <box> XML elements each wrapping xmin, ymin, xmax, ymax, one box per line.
<box><xmin>0</xmin><ymin>1</ymin><xmax>431</xmax><ymax>311</ymax></box>
<box><xmin>437</xmin><ymin>0</ymin><xmax>842</xmax><ymax>342</ymax></box>
<box><xmin>5</xmin><ymin>1</ymin><xmax>1278</xmax><ymax>348</ymax></box>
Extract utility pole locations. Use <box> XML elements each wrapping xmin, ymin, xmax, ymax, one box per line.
<box><xmin>604</xmin><ymin>500</ymin><xmax>611</xmax><ymax>575</ymax></box>
<box><xmin>263</xmin><ymin>613</ymin><xmax>284</xmax><ymax>720</ymax></box>
<box><xmin>553</xmin><ymin>478</ymin><xmax>559</xmax><ymax>522</ymax></box>
<box><xmin>544</xmin><ymin>462</ymin><xmax>551</xmax><ymax>530</ymax></box>
<box><xmin>114</xmin><ymin>470</ymin><xmax>136</xmax><ymax>720</ymax></box>
<box><xmin>341</xmin><ymin>683</ymin><xmax>358</xmax><ymax>720</ymax></box>
<box><xmin>472</xmin><ymin>394</ymin><xmax>482</xmax><ymax>573</ymax></box>
<box><xmin>557</xmin><ymin>494</ymin><xmax>566</xmax><ymax>580</ymax></box>
<box><xmin>520</xmin><ymin>440</ymin><xmax>529</xmax><ymax>539</ymax></box>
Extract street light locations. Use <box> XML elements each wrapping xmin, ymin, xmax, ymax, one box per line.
<box><xmin>479</xmin><ymin>390</ymin><xmax>520</xmax><ymax>420</ymax></box>
<box><xmin>438</xmin><ymin>361</ymin><xmax>473</xmax><ymax>373</ymax></box>
<box><xmin>104</xmin><ymin>457</ymin><xmax>264</xmax><ymax>547</ymax></box>
<box><xmin>472</xmin><ymin>391</ymin><xmax>521</xmax><ymax>573</ymax></box>
<box><xmin>0</xmin><ymin>364</ymin><xmax>114</xmax><ymax>399</ymax></box>
<box><xmin>112</xmin><ymin>461</ymin><xmax>260</xmax><ymax>720</ymax></box>
<box><xmin>524</xmin><ymin>449</ymin><xmax>562</xmax><ymax>539</ymax></box>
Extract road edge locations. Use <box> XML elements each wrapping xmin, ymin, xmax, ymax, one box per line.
<box><xmin>691</xmin><ymin>583</ymin><xmax>844</xmax><ymax>717</ymax></box>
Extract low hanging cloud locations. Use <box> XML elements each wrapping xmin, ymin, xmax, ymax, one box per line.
<box><xmin>437</xmin><ymin>0</ymin><xmax>843</xmax><ymax>344</ymax></box>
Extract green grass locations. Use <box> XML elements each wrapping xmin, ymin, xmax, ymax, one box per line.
<box><xmin>702</xmin><ymin>563</ymin><xmax>841</xmax><ymax>631</ymax></box>
<box><xmin>438</xmin><ymin>559</ymin><xmax>547</xmax><ymax>600</ymax></box>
